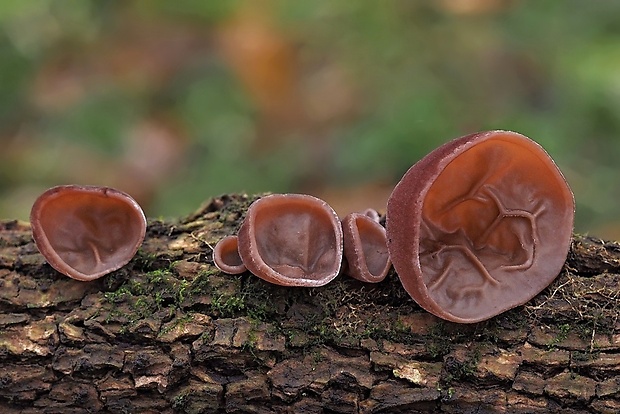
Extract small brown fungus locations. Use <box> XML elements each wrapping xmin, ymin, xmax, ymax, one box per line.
<box><xmin>386</xmin><ymin>130</ymin><xmax>575</xmax><ymax>323</ymax></box>
<box><xmin>236</xmin><ymin>193</ymin><xmax>343</xmax><ymax>287</ymax></box>
<box><xmin>360</xmin><ymin>208</ymin><xmax>381</xmax><ymax>223</ymax></box>
<box><xmin>30</xmin><ymin>185</ymin><xmax>147</xmax><ymax>281</ymax></box>
<box><xmin>213</xmin><ymin>235</ymin><xmax>247</xmax><ymax>274</ymax></box>
<box><xmin>342</xmin><ymin>211</ymin><xmax>391</xmax><ymax>283</ymax></box>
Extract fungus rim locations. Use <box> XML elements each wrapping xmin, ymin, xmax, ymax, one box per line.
<box><xmin>342</xmin><ymin>211</ymin><xmax>391</xmax><ymax>283</ymax></box>
<box><xmin>386</xmin><ymin>130</ymin><xmax>575</xmax><ymax>323</ymax></box>
<box><xmin>30</xmin><ymin>184</ymin><xmax>147</xmax><ymax>281</ymax></box>
<box><xmin>236</xmin><ymin>193</ymin><xmax>344</xmax><ymax>287</ymax></box>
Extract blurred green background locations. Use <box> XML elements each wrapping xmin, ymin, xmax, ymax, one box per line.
<box><xmin>1</xmin><ymin>0</ymin><xmax>619</xmax><ymax>238</ymax></box>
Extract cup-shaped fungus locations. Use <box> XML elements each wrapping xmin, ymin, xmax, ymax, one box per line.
<box><xmin>236</xmin><ymin>194</ymin><xmax>343</xmax><ymax>287</ymax></box>
<box><xmin>386</xmin><ymin>130</ymin><xmax>575</xmax><ymax>323</ymax></box>
<box><xmin>213</xmin><ymin>235</ymin><xmax>247</xmax><ymax>274</ymax></box>
<box><xmin>342</xmin><ymin>211</ymin><xmax>391</xmax><ymax>283</ymax></box>
<box><xmin>30</xmin><ymin>185</ymin><xmax>147</xmax><ymax>281</ymax></box>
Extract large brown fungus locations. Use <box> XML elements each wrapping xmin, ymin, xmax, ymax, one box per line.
<box><xmin>386</xmin><ymin>130</ymin><xmax>575</xmax><ymax>323</ymax></box>
<box><xmin>30</xmin><ymin>185</ymin><xmax>147</xmax><ymax>281</ymax></box>
<box><xmin>236</xmin><ymin>193</ymin><xmax>343</xmax><ymax>287</ymax></box>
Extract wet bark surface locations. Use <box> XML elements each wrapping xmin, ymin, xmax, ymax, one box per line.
<box><xmin>0</xmin><ymin>194</ymin><xmax>619</xmax><ymax>413</ymax></box>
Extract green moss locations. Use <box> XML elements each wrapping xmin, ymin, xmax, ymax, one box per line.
<box><xmin>132</xmin><ymin>294</ymin><xmax>165</xmax><ymax>318</ymax></box>
<box><xmin>160</xmin><ymin>313</ymin><xmax>195</xmax><ymax>337</ymax></box>
<box><xmin>424</xmin><ymin>322</ymin><xmax>453</xmax><ymax>358</ymax></box>
<box><xmin>311</xmin><ymin>348</ymin><xmax>324</xmax><ymax>365</ymax></box>
<box><xmin>572</xmin><ymin>349</ymin><xmax>599</xmax><ymax>362</ymax></box>
<box><xmin>443</xmin><ymin>347</ymin><xmax>481</xmax><ymax>385</ymax></box>
<box><xmin>176</xmin><ymin>279</ymin><xmax>191</xmax><ymax>304</ymax></box>
<box><xmin>199</xmin><ymin>274</ymin><xmax>276</xmax><ymax>322</ymax></box>
<box><xmin>100</xmin><ymin>267</ymin><xmax>194</xmax><ymax>336</ymax></box>
<box><xmin>171</xmin><ymin>392</ymin><xmax>189</xmax><ymax>410</ymax></box>
<box><xmin>189</xmin><ymin>268</ymin><xmax>220</xmax><ymax>294</ymax></box>
<box><xmin>104</xmin><ymin>286</ymin><xmax>132</xmax><ymax>303</ymax></box>
<box><xmin>244</xmin><ymin>329</ymin><xmax>258</xmax><ymax>350</ymax></box>
<box><xmin>146</xmin><ymin>269</ymin><xmax>173</xmax><ymax>285</ymax></box>
<box><xmin>134</xmin><ymin>249</ymin><xmax>158</xmax><ymax>271</ymax></box>
<box><xmin>103</xmin><ymin>308</ymin><xmax>127</xmax><ymax>324</ymax></box>
<box><xmin>211</xmin><ymin>294</ymin><xmax>245</xmax><ymax>317</ymax></box>
<box><xmin>547</xmin><ymin>323</ymin><xmax>571</xmax><ymax>350</ymax></box>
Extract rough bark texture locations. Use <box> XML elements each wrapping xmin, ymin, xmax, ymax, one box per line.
<box><xmin>0</xmin><ymin>194</ymin><xmax>619</xmax><ymax>413</ymax></box>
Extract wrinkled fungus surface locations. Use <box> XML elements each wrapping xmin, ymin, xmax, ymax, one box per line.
<box><xmin>30</xmin><ymin>185</ymin><xmax>147</xmax><ymax>281</ymax></box>
<box><xmin>386</xmin><ymin>130</ymin><xmax>575</xmax><ymax>323</ymax></box>
<box><xmin>342</xmin><ymin>212</ymin><xmax>391</xmax><ymax>283</ymax></box>
<box><xmin>237</xmin><ymin>194</ymin><xmax>343</xmax><ymax>287</ymax></box>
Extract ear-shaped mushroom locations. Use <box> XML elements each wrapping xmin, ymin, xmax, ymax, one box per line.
<box><xmin>213</xmin><ymin>235</ymin><xmax>247</xmax><ymax>274</ymax></box>
<box><xmin>30</xmin><ymin>185</ymin><xmax>147</xmax><ymax>281</ymax></box>
<box><xmin>386</xmin><ymin>130</ymin><xmax>575</xmax><ymax>323</ymax></box>
<box><xmin>342</xmin><ymin>211</ymin><xmax>391</xmax><ymax>283</ymax></box>
<box><xmin>236</xmin><ymin>194</ymin><xmax>343</xmax><ymax>287</ymax></box>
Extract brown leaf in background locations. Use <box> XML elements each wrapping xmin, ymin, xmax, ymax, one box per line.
<box><xmin>437</xmin><ymin>0</ymin><xmax>515</xmax><ymax>15</ymax></box>
<box><xmin>216</xmin><ymin>1</ymin><xmax>304</xmax><ymax>143</ymax></box>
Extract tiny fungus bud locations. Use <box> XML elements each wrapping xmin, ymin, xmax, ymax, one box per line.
<box><xmin>30</xmin><ymin>185</ymin><xmax>147</xmax><ymax>281</ymax></box>
<box><xmin>213</xmin><ymin>235</ymin><xmax>247</xmax><ymax>274</ymax></box>
<box><xmin>236</xmin><ymin>194</ymin><xmax>343</xmax><ymax>287</ymax></box>
<box><xmin>386</xmin><ymin>130</ymin><xmax>575</xmax><ymax>323</ymax></box>
<box><xmin>360</xmin><ymin>208</ymin><xmax>381</xmax><ymax>223</ymax></box>
<box><xmin>342</xmin><ymin>211</ymin><xmax>391</xmax><ymax>283</ymax></box>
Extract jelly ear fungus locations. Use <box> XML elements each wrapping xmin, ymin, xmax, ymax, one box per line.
<box><xmin>213</xmin><ymin>235</ymin><xmax>247</xmax><ymax>274</ymax></box>
<box><xmin>30</xmin><ymin>185</ymin><xmax>147</xmax><ymax>281</ymax></box>
<box><xmin>342</xmin><ymin>210</ymin><xmax>391</xmax><ymax>283</ymax></box>
<box><xmin>236</xmin><ymin>194</ymin><xmax>343</xmax><ymax>287</ymax></box>
<box><xmin>386</xmin><ymin>130</ymin><xmax>575</xmax><ymax>323</ymax></box>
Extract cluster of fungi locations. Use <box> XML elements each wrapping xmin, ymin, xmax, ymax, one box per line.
<box><xmin>212</xmin><ymin>194</ymin><xmax>391</xmax><ymax>286</ymax></box>
<box><xmin>29</xmin><ymin>130</ymin><xmax>575</xmax><ymax>323</ymax></box>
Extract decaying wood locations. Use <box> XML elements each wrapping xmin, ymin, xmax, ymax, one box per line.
<box><xmin>0</xmin><ymin>194</ymin><xmax>619</xmax><ymax>413</ymax></box>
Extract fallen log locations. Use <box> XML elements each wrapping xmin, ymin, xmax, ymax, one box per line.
<box><xmin>0</xmin><ymin>194</ymin><xmax>618</xmax><ymax>413</ymax></box>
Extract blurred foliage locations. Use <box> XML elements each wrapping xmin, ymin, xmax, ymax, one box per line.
<box><xmin>0</xmin><ymin>0</ymin><xmax>619</xmax><ymax>238</ymax></box>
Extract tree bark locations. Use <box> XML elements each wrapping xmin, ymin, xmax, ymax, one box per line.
<box><xmin>0</xmin><ymin>194</ymin><xmax>619</xmax><ymax>414</ymax></box>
